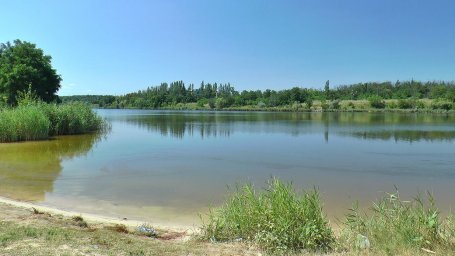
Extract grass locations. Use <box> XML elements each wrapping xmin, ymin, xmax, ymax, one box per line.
<box><xmin>199</xmin><ymin>179</ymin><xmax>335</xmax><ymax>253</ymax></box>
<box><xmin>0</xmin><ymin>105</ymin><xmax>50</xmax><ymax>142</ymax></box>
<box><xmin>200</xmin><ymin>180</ymin><xmax>455</xmax><ymax>255</ymax></box>
<box><xmin>0</xmin><ymin>203</ymin><xmax>256</xmax><ymax>256</ymax></box>
<box><xmin>41</xmin><ymin>102</ymin><xmax>107</xmax><ymax>136</ymax></box>
<box><xmin>342</xmin><ymin>191</ymin><xmax>455</xmax><ymax>255</ymax></box>
<box><xmin>0</xmin><ymin>102</ymin><xmax>107</xmax><ymax>142</ymax></box>
<box><xmin>2</xmin><ymin>182</ymin><xmax>455</xmax><ymax>255</ymax></box>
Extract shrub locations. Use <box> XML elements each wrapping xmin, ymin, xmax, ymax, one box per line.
<box><xmin>398</xmin><ymin>99</ymin><xmax>416</xmax><ymax>109</ymax></box>
<box><xmin>208</xmin><ymin>99</ymin><xmax>216</xmax><ymax>109</ymax></box>
<box><xmin>197</xmin><ymin>99</ymin><xmax>208</xmax><ymax>108</ymax></box>
<box><xmin>416</xmin><ymin>100</ymin><xmax>426</xmax><ymax>109</ymax></box>
<box><xmin>305</xmin><ymin>99</ymin><xmax>313</xmax><ymax>109</ymax></box>
<box><xmin>431</xmin><ymin>100</ymin><xmax>453</xmax><ymax>111</ymax></box>
<box><xmin>386</xmin><ymin>101</ymin><xmax>398</xmax><ymax>109</ymax></box>
<box><xmin>368</xmin><ymin>96</ymin><xmax>385</xmax><ymax>109</ymax></box>
<box><xmin>200</xmin><ymin>179</ymin><xmax>334</xmax><ymax>253</ymax></box>
<box><xmin>330</xmin><ymin>100</ymin><xmax>341</xmax><ymax>110</ymax></box>
<box><xmin>343</xmin><ymin>191</ymin><xmax>455</xmax><ymax>254</ymax></box>
<box><xmin>321</xmin><ymin>100</ymin><xmax>329</xmax><ymax>111</ymax></box>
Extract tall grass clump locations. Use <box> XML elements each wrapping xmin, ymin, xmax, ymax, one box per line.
<box><xmin>0</xmin><ymin>105</ymin><xmax>50</xmax><ymax>142</ymax></box>
<box><xmin>0</xmin><ymin>87</ymin><xmax>107</xmax><ymax>142</ymax></box>
<box><xmin>42</xmin><ymin>102</ymin><xmax>106</xmax><ymax>136</ymax></box>
<box><xmin>343</xmin><ymin>191</ymin><xmax>455</xmax><ymax>254</ymax></box>
<box><xmin>200</xmin><ymin>179</ymin><xmax>334</xmax><ymax>253</ymax></box>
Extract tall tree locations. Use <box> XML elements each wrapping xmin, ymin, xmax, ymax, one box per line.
<box><xmin>324</xmin><ymin>80</ymin><xmax>330</xmax><ymax>100</ymax></box>
<box><xmin>0</xmin><ymin>40</ymin><xmax>62</xmax><ymax>104</ymax></box>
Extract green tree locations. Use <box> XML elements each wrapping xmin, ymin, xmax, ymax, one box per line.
<box><xmin>324</xmin><ymin>80</ymin><xmax>330</xmax><ymax>100</ymax></box>
<box><xmin>0</xmin><ymin>40</ymin><xmax>62</xmax><ymax>105</ymax></box>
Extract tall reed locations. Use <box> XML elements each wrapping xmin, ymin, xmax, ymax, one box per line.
<box><xmin>0</xmin><ymin>102</ymin><xmax>107</xmax><ymax>142</ymax></box>
<box><xmin>0</xmin><ymin>105</ymin><xmax>50</xmax><ymax>142</ymax></box>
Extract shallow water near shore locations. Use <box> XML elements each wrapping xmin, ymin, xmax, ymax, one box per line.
<box><xmin>1</xmin><ymin>110</ymin><xmax>455</xmax><ymax>226</ymax></box>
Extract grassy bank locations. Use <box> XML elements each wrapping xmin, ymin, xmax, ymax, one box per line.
<box><xmin>0</xmin><ymin>202</ymin><xmax>256</xmax><ymax>256</ymax></box>
<box><xmin>200</xmin><ymin>179</ymin><xmax>455</xmax><ymax>255</ymax></box>
<box><xmin>1</xmin><ymin>180</ymin><xmax>455</xmax><ymax>255</ymax></box>
<box><xmin>117</xmin><ymin>99</ymin><xmax>455</xmax><ymax>114</ymax></box>
<box><xmin>0</xmin><ymin>102</ymin><xmax>107</xmax><ymax>142</ymax></box>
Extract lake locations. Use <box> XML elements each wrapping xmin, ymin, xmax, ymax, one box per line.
<box><xmin>1</xmin><ymin>110</ymin><xmax>455</xmax><ymax>227</ymax></box>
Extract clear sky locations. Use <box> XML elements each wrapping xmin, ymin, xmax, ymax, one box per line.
<box><xmin>1</xmin><ymin>0</ymin><xmax>454</xmax><ymax>96</ymax></box>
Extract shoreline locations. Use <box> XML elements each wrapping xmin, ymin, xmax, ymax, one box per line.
<box><xmin>99</xmin><ymin>106</ymin><xmax>455</xmax><ymax>114</ymax></box>
<box><xmin>0</xmin><ymin>196</ymin><xmax>193</xmax><ymax>233</ymax></box>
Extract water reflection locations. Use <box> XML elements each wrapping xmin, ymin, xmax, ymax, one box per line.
<box><xmin>347</xmin><ymin>130</ymin><xmax>455</xmax><ymax>143</ymax></box>
<box><xmin>1</xmin><ymin>110</ymin><xmax>455</xmax><ymax>225</ymax></box>
<box><xmin>115</xmin><ymin>111</ymin><xmax>455</xmax><ymax>142</ymax></box>
<box><xmin>0</xmin><ymin>133</ymin><xmax>102</xmax><ymax>201</ymax></box>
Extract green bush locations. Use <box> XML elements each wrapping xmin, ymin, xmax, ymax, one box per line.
<box><xmin>398</xmin><ymin>99</ymin><xmax>416</xmax><ymax>109</ymax></box>
<box><xmin>330</xmin><ymin>100</ymin><xmax>341</xmax><ymax>110</ymax></box>
<box><xmin>343</xmin><ymin>191</ymin><xmax>455</xmax><ymax>254</ymax></box>
<box><xmin>321</xmin><ymin>100</ymin><xmax>329</xmax><ymax>111</ymax></box>
<box><xmin>386</xmin><ymin>101</ymin><xmax>398</xmax><ymax>109</ymax></box>
<box><xmin>368</xmin><ymin>96</ymin><xmax>385</xmax><ymax>109</ymax></box>
<box><xmin>431</xmin><ymin>100</ymin><xmax>453</xmax><ymax>111</ymax></box>
<box><xmin>208</xmin><ymin>99</ymin><xmax>216</xmax><ymax>109</ymax></box>
<box><xmin>197</xmin><ymin>98</ymin><xmax>208</xmax><ymax>108</ymax></box>
<box><xmin>200</xmin><ymin>179</ymin><xmax>334</xmax><ymax>253</ymax></box>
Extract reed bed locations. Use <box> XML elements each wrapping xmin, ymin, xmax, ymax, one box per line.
<box><xmin>0</xmin><ymin>102</ymin><xmax>107</xmax><ymax>142</ymax></box>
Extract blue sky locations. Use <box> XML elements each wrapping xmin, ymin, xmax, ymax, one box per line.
<box><xmin>1</xmin><ymin>0</ymin><xmax>454</xmax><ymax>96</ymax></box>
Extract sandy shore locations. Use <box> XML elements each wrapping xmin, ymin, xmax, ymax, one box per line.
<box><xmin>0</xmin><ymin>196</ymin><xmax>193</xmax><ymax>233</ymax></box>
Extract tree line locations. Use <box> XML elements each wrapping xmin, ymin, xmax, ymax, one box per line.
<box><xmin>1</xmin><ymin>40</ymin><xmax>454</xmax><ymax>110</ymax></box>
<box><xmin>61</xmin><ymin>80</ymin><xmax>455</xmax><ymax>109</ymax></box>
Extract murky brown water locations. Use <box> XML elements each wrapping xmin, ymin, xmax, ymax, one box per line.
<box><xmin>1</xmin><ymin>110</ymin><xmax>455</xmax><ymax>226</ymax></box>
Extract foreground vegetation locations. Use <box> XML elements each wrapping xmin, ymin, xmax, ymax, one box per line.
<box><xmin>61</xmin><ymin>80</ymin><xmax>455</xmax><ymax>112</ymax></box>
<box><xmin>200</xmin><ymin>179</ymin><xmax>334</xmax><ymax>253</ymax></box>
<box><xmin>1</xmin><ymin>179</ymin><xmax>455</xmax><ymax>255</ymax></box>
<box><xmin>0</xmin><ymin>99</ymin><xmax>106</xmax><ymax>142</ymax></box>
<box><xmin>200</xmin><ymin>179</ymin><xmax>455</xmax><ymax>255</ymax></box>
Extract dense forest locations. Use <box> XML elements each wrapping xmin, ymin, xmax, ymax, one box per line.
<box><xmin>61</xmin><ymin>80</ymin><xmax>455</xmax><ymax>110</ymax></box>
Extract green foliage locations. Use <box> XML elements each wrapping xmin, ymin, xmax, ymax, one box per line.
<box><xmin>0</xmin><ymin>105</ymin><xmax>50</xmax><ymax>142</ymax></box>
<box><xmin>398</xmin><ymin>99</ymin><xmax>417</xmax><ymax>109</ymax></box>
<box><xmin>320</xmin><ymin>100</ymin><xmax>329</xmax><ymax>111</ymax></box>
<box><xmin>197</xmin><ymin>98</ymin><xmax>208</xmax><ymax>108</ymax></box>
<box><xmin>343</xmin><ymin>191</ymin><xmax>455</xmax><ymax>254</ymax></box>
<box><xmin>368</xmin><ymin>96</ymin><xmax>386</xmax><ymax>109</ymax></box>
<box><xmin>431</xmin><ymin>100</ymin><xmax>454</xmax><ymax>111</ymax></box>
<box><xmin>16</xmin><ymin>84</ymin><xmax>39</xmax><ymax>106</ymax></box>
<box><xmin>61</xmin><ymin>79</ymin><xmax>455</xmax><ymax>112</ymax></box>
<box><xmin>208</xmin><ymin>98</ymin><xmax>216</xmax><ymax>109</ymax></box>
<box><xmin>200</xmin><ymin>179</ymin><xmax>334</xmax><ymax>253</ymax></box>
<box><xmin>0</xmin><ymin>40</ymin><xmax>61</xmax><ymax>105</ymax></box>
<box><xmin>41</xmin><ymin>102</ymin><xmax>106</xmax><ymax>136</ymax></box>
<box><xmin>330</xmin><ymin>100</ymin><xmax>341</xmax><ymax>110</ymax></box>
<box><xmin>0</xmin><ymin>101</ymin><xmax>106</xmax><ymax>142</ymax></box>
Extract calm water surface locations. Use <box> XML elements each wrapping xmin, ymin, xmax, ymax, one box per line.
<box><xmin>1</xmin><ymin>110</ymin><xmax>455</xmax><ymax>226</ymax></box>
